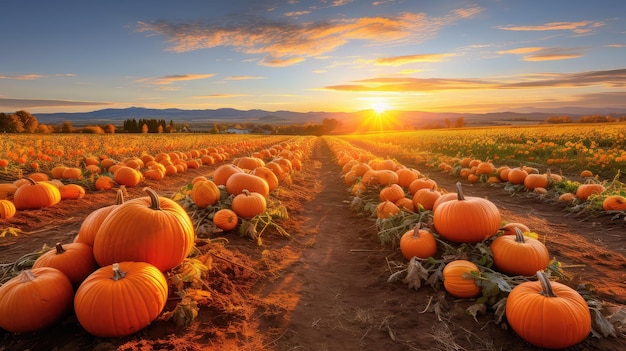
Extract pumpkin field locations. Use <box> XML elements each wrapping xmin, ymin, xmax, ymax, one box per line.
<box><xmin>1</xmin><ymin>124</ymin><xmax>625</xmax><ymax>351</ymax></box>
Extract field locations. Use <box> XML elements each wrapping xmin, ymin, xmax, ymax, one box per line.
<box><xmin>1</xmin><ymin>125</ymin><xmax>625</xmax><ymax>351</ymax></box>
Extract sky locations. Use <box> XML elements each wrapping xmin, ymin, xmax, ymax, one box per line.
<box><xmin>1</xmin><ymin>0</ymin><xmax>625</xmax><ymax>114</ymax></box>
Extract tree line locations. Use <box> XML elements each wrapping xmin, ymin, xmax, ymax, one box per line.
<box><xmin>545</xmin><ymin>115</ymin><xmax>626</xmax><ymax>124</ymax></box>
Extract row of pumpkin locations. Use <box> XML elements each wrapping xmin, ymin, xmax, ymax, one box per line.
<box><xmin>0</xmin><ymin>139</ymin><xmax>310</xmax><ymax>338</ymax></box>
<box><xmin>324</xmin><ymin>139</ymin><xmax>593</xmax><ymax>350</ymax></box>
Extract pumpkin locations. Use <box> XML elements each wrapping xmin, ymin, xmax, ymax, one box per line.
<box><xmin>113</xmin><ymin>166</ymin><xmax>142</xmax><ymax>187</ymax></box>
<box><xmin>95</xmin><ymin>175</ymin><xmax>116</xmax><ymax>190</ymax></box>
<box><xmin>62</xmin><ymin>167</ymin><xmax>83</xmax><ymax>179</ymax></box>
<box><xmin>491</xmin><ymin>228</ymin><xmax>549</xmax><ymax>276</ymax></box>
<box><xmin>431</xmin><ymin>192</ymin><xmax>458</xmax><ymax>212</ymax></box>
<box><xmin>74</xmin><ymin>262</ymin><xmax>168</xmax><ymax>338</ymax></box>
<box><xmin>376</xmin><ymin>200</ymin><xmax>401</xmax><ymax>219</ymax></box>
<box><xmin>29</xmin><ymin>172</ymin><xmax>49</xmax><ymax>182</ymax></box>
<box><xmin>251</xmin><ymin>166</ymin><xmax>279</xmax><ymax>191</ymax></box>
<box><xmin>0</xmin><ymin>199</ymin><xmax>16</xmax><ymax>219</ymax></box>
<box><xmin>408</xmin><ymin>178</ymin><xmax>437</xmax><ymax>195</ymax></box>
<box><xmin>506</xmin><ymin>271</ymin><xmax>591</xmax><ymax>349</ymax></box>
<box><xmin>523</xmin><ymin>173</ymin><xmax>549</xmax><ymax>190</ymax></box>
<box><xmin>575</xmin><ymin>183</ymin><xmax>604</xmax><ymax>201</ymax></box>
<box><xmin>399</xmin><ymin>225</ymin><xmax>437</xmax><ymax>260</ymax></box>
<box><xmin>602</xmin><ymin>195</ymin><xmax>626</xmax><ymax>211</ymax></box>
<box><xmin>143</xmin><ymin>168</ymin><xmax>165</xmax><ymax>180</ymax></box>
<box><xmin>51</xmin><ymin>166</ymin><xmax>67</xmax><ymax>179</ymax></box>
<box><xmin>233</xmin><ymin>156</ymin><xmax>265</xmax><ymax>170</ymax></box>
<box><xmin>32</xmin><ymin>242</ymin><xmax>97</xmax><ymax>286</ymax></box>
<box><xmin>507</xmin><ymin>167</ymin><xmax>528</xmax><ymax>185</ymax></box>
<box><xmin>13</xmin><ymin>178</ymin><xmax>61</xmax><ymax>210</ymax></box>
<box><xmin>412</xmin><ymin>187</ymin><xmax>441</xmax><ymax>211</ymax></box>
<box><xmin>75</xmin><ymin>190</ymin><xmax>125</xmax><ymax>246</ymax></box>
<box><xmin>394</xmin><ymin>197</ymin><xmax>415</xmax><ymax>212</ymax></box>
<box><xmin>213</xmin><ymin>208</ymin><xmax>238</xmax><ymax>231</ymax></box>
<box><xmin>226</xmin><ymin>172</ymin><xmax>270</xmax><ymax>197</ymax></box>
<box><xmin>395</xmin><ymin>168</ymin><xmax>420</xmax><ymax>188</ymax></box>
<box><xmin>191</xmin><ymin>179</ymin><xmax>221</xmax><ymax>208</ymax></box>
<box><xmin>212</xmin><ymin>164</ymin><xmax>244</xmax><ymax>185</ymax></box>
<box><xmin>475</xmin><ymin>160</ymin><xmax>495</xmax><ymax>175</ymax></box>
<box><xmin>442</xmin><ymin>260</ymin><xmax>481</xmax><ymax>298</ymax></box>
<box><xmin>579</xmin><ymin>170</ymin><xmax>593</xmax><ymax>178</ymax></box>
<box><xmin>433</xmin><ymin>182</ymin><xmax>501</xmax><ymax>243</ymax></box>
<box><xmin>231</xmin><ymin>189</ymin><xmax>267</xmax><ymax>218</ymax></box>
<box><xmin>499</xmin><ymin>222</ymin><xmax>530</xmax><ymax>236</ymax></box>
<box><xmin>60</xmin><ymin>184</ymin><xmax>86</xmax><ymax>200</ymax></box>
<box><xmin>379</xmin><ymin>184</ymin><xmax>405</xmax><ymax>203</ymax></box>
<box><xmin>93</xmin><ymin>187</ymin><xmax>195</xmax><ymax>272</ymax></box>
<box><xmin>558</xmin><ymin>192</ymin><xmax>577</xmax><ymax>203</ymax></box>
<box><xmin>373</xmin><ymin>169</ymin><xmax>399</xmax><ymax>186</ymax></box>
<box><xmin>0</xmin><ymin>267</ymin><xmax>74</xmax><ymax>333</ymax></box>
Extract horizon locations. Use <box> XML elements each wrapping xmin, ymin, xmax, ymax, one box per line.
<box><xmin>1</xmin><ymin>1</ymin><xmax>626</xmax><ymax>115</ymax></box>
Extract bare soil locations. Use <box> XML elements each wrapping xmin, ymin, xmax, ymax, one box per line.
<box><xmin>1</xmin><ymin>137</ymin><xmax>625</xmax><ymax>351</ymax></box>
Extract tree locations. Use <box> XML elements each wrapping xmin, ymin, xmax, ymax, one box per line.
<box><xmin>454</xmin><ymin>117</ymin><xmax>465</xmax><ymax>128</ymax></box>
<box><xmin>104</xmin><ymin>124</ymin><xmax>116</xmax><ymax>133</ymax></box>
<box><xmin>0</xmin><ymin>113</ymin><xmax>24</xmax><ymax>133</ymax></box>
<box><xmin>322</xmin><ymin>118</ymin><xmax>339</xmax><ymax>134</ymax></box>
<box><xmin>14</xmin><ymin>110</ymin><xmax>38</xmax><ymax>133</ymax></box>
<box><xmin>141</xmin><ymin>123</ymin><xmax>148</xmax><ymax>133</ymax></box>
<box><xmin>61</xmin><ymin>121</ymin><xmax>73</xmax><ymax>133</ymax></box>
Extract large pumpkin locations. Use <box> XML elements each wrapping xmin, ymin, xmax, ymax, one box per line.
<box><xmin>490</xmin><ymin>228</ymin><xmax>549</xmax><ymax>276</ymax></box>
<box><xmin>32</xmin><ymin>242</ymin><xmax>97</xmax><ymax>286</ymax></box>
<box><xmin>433</xmin><ymin>182</ymin><xmax>501</xmax><ymax>243</ymax></box>
<box><xmin>212</xmin><ymin>164</ymin><xmax>244</xmax><ymax>185</ymax></box>
<box><xmin>74</xmin><ymin>262</ymin><xmax>168</xmax><ymax>338</ymax></box>
<box><xmin>442</xmin><ymin>260</ymin><xmax>481</xmax><ymax>298</ymax></box>
<box><xmin>602</xmin><ymin>195</ymin><xmax>626</xmax><ymax>211</ymax></box>
<box><xmin>506</xmin><ymin>271</ymin><xmax>591</xmax><ymax>349</ymax></box>
<box><xmin>13</xmin><ymin>178</ymin><xmax>61</xmax><ymax>210</ymax></box>
<box><xmin>93</xmin><ymin>187</ymin><xmax>195</xmax><ymax>272</ymax></box>
<box><xmin>231</xmin><ymin>190</ymin><xmax>267</xmax><ymax>218</ymax></box>
<box><xmin>0</xmin><ymin>267</ymin><xmax>74</xmax><ymax>333</ymax></box>
<box><xmin>399</xmin><ymin>225</ymin><xmax>437</xmax><ymax>260</ymax></box>
<box><xmin>226</xmin><ymin>172</ymin><xmax>269</xmax><ymax>197</ymax></box>
<box><xmin>75</xmin><ymin>190</ymin><xmax>125</xmax><ymax>246</ymax></box>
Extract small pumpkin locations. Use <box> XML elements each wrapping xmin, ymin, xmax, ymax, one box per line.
<box><xmin>507</xmin><ymin>167</ymin><xmax>528</xmax><ymax>185</ymax></box>
<box><xmin>0</xmin><ymin>199</ymin><xmax>16</xmax><ymax>219</ymax></box>
<box><xmin>13</xmin><ymin>178</ymin><xmax>61</xmax><ymax>210</ymax></box>
<box><xmin>506</xmin><ymin>271</ymin><xmax>591</xmax><ymax>349</ymax></box>
<box><xmin>60</xmin><ymin>183</ymin><xmax>86</xmax><ymax>200</ymax></box>
<box><xmin>74</xmin><ymin>262</ymin><xmax>168</xmax><ymax>338</ymax></box>
<box><xmin>32</xmin><ymin>242</ymin><xmax>97</xmax><ymax>286</ymax></box>
<box><xmin>191</xmin><ymin>179</ymin><xmax>221</xmax><ymax>208</ymax></box>
<box><xmin>113</xmin><ymin>166</ymin><xmax>143</xmax><ymax>187</ymax></box>
<box><xmin>251</xmin><ymin>166</ymin><xmax>279</xmax><ymax>191</ymax></box>
<box><xmin>62</xmin><ymin>167</ymin><xmax>83</xmax><ymax>180</ymax></box>
<box><xmin>379</xmin><ymin>184</ymin><xmax>405</xmax><ymax>203</ymax></box>
<box><xmin>0</xmin><ymin>267</ymin><xmax>74</xmax><ymax>333</ymax></box>
<box><xmin>602</xmin><ymin>195</ymin><xmax>626</xmax><ymax>211</ymax></box>
<box><xmin>491</xmin><ymin>228</ymin><xmax>549</xmax><ymax>276</ymax></box>
<box><xmin>213</xmin><ymin>208</ymin><xmax>238</xmax><ymax>231</ymax></box>
<box><xmin>95</xmin><ymin>175</ymin><xmax>116</xmax><ymax>190</ymax></box>
<box><xmin>523</xmin><ymin>173</ymin><xmax>549</xmax><ymax>190</ymax></box>
<box><xmin>433</xmin><ymin>182</ymin><xmax>501</xmax><ymax>243</ymax></box>
<box><xmin>442</xmin><ymin>260</ymin><xmax>481</xmax><ymax>298</ymax></box>
<box><xmin>93</xmin><ymin>187</ymin><xmax>195</xmax><ymax>272</ymax></box>
<box><xmin>75</xmin><ymin>190</ymin><xmax>125</xmax><ymax>246</ymax></box>
<box><xmin>575</xmin><ymin>183</ymin><xmax>604</xmax><ymax>201</ymax></box>
<box><xmin>231</xmin><ymin>189</ymin><xmax>267</xmax><ymax>218</ymax></box>
<box><xmin>376</xmin><ymin>200</ymin><xmax>401</xmax><ymax>219</ymax></box>
<box><xmin>399</xmin><ymin>225</ymin><xmax>437</xmax><ymax>260</ymax></box>
<box><xmin>412</xmin><ymin>187</ymin><xmax>441</xmax><ymax>211</ymax></box>
<box><xmin>499</xmin><ymin>222</ymin><xmax>530</xmax><ymax>236</ymax></box>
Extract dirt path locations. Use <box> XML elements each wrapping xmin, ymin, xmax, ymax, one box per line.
<box><xmin>1</xmin><ymin>137</ymin><xmax>625</xmax><ymax>350</ymax></box>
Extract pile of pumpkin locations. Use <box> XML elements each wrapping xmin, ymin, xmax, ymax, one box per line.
<box><xmin>0</xmin><ymin>187</ymin><xmax>194</xmax><ymax>338</ymax></box>
<box><xmin>333</xmin><ymin>149</ymin><xmax>594</xmax><ymax>350</ymax></box>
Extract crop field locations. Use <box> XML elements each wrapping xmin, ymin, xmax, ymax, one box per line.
<box><xmin>1</xmin><ymin>125</ymin><xmax>625</xmax><ymax>351</ymax></box>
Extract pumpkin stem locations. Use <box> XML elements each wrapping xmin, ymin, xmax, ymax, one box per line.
<box><xmin>455</xmin><ymin>182</ymin><xmax>465</xmax><ymax>201</ymax></box>
<box><xmin>25</xmin><ymin>177</ymin><xmax>37</xmax><ymax>185</ymax></box>
<box><xmin>115</xmin><ymin>189</ymin><xmax>125</xmax><ymax>205</ymax></box>
<box><xmin>537</xmin><ymin>271</ymin><xmax>558</xmax><ymax>297</ymax></box>
<box><xmin>242</xmin><ymin>189</ymin><xmax>251</xmax><ymax>196</ymax></box>
<box><xmin>143</xmin><ymin>187</ymin><xmax>162</xmax><ymax>210</ymax></box>
<box><xmin>412</xmin><ymin>223</ymin><xmax>422</xmax><ymax>238</ymax></box>
<box><xmin>55</xmin><ymin>242</ymin><xmax>66</xmax><ymax>254</ymax></box>
<box><xmin>20</xmin><ymin>270</ymin><xmax>37</xmax><ymax>283</ymax></box>
<box><xmin>111</xmin><ymin>263</ymin><xmax>127</xmax><ymax>281</ymax></box>
<box><xmin>514</xmin><ymin>227</ymin><xmax>526</xmax><ymax>243</ymax></box>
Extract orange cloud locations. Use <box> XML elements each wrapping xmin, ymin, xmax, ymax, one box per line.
<box><xmin>497</xmin><ymin>21</ymin><xmax>604</xmax><ymax>33</ymax></box>
<box><xmin>136</xmin><ymin>6</ymin><xmax>481</xmax><ymax>67</ymax></box>
<box><xmin>135</xmin><ymin>73</ymin><xmax>215</xmax><ymax>85</ymax></box>
<box><xmin>193</xmin><ymin>94</ymin><xmax>246</xmax><ymax>98</ymax></box>
<box><xmin>375</xmin><ymin>53</ymin><xmax>454</xmax><ymax>66</ymax></box>
<box><xmin>225</xmin><ymin>75</ymin><xmax>266</xmax><ymax>80</ymax></box>
<box><xmin>0</xmin><ymin>98</ymin><xmax>110</xmax><ymax>108</ymax></box>
<box><xmin>498</xmin><ymin>47</ymin><xmax>585</xmax><ymax>61</ymax></box>
<box><xmin>0</xmin><ymin>74</ymin><xmax>45</xmax><ymax>80</ymax></box>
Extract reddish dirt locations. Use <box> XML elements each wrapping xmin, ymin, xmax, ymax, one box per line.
<box><xmin>1</xmin><ymin>137</ymin><xmax>625</xmax><ymax>350</ymax></box>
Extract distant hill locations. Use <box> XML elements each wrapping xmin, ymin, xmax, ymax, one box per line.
<box><xmin>33</xmin><ymin>106</ymin><xmax>626</xmax><ymax>130</ymax></box>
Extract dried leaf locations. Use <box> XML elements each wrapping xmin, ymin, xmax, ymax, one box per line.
<box><xmin>402</xmin><ymin>257</ymin><xmax>429</xmax><ymax>291</ymax></box>
<box><xmin>590</xmin><ymin>308</ymin><xmax>616</xmax><ymax>338</ymax></box>
<box><xmin>466</xmin><ymin>303</ymin><xmax>486</xmax><ymax>322</ymax></box>
<box><xmin>492</xmin><ymin>297</ymin><xmax>508</xmax><ymax>324</ymax></box>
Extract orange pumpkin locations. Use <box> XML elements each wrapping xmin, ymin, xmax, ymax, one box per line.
<box><xmin>75</xmin><ymin>190</ymin><xmax>125</xmax><ymax>246</ymax></box>
<box><xmin>213</xmin><ymin>208</ymin><xmax>238</xmax><ymax>231</ymax></box>
<box><xmin>13</xmin><ymin>178</ymin><xmax>61</xmax><ymax>210</ymax></box>
<box><xmin>113</xmin><ymin>166</ymin><xmax>142</xmax><ymax>187</ymax></box>
<box><xmin>231</xmin><ymin>190</ymin><xmax>267</xmax><ymax>218</ymax></box>
<box><xmin>0</xmin><ymin>199</ymin><xmax>16</xmax><ymax>219</ymax></box>
<box><xmin>399</xmin><ymin>225</ymin><xmax>437</xmax><ymax>260</ymax></box>
<box><xmin>93</xmin><ymin>187</ymin><xmax>195</xmax><ymax>272</ymax></box>
<box><xmin>379</xmin><ymin>184</ymin><xmax>406</xmax><ymax>203</ymax></box>
<box><xmin>95</xmin><ymin>175</ymin><xmax>116</xmax><ymax>190</ymax></box>
<box><xmin>226</xmin><ymin>172</ymin><xmax>269</xmax><ymax>197</ymax></box>
<box><xmin>506</xmin><ymin>271</ymin><xmax>591</xmax><ymax>349</ymax></box>
<box><xmin>499</xmin><ymin>222</ymin><xmax>530</xmax><ymax>236</ymax></box>
<box><xmin>575</xmin><ymin>183</ymin><xmax>604</xmax><ymax>201</ymax></box>
<box><xmin>602</xmin><ymin>195</ymin><xmax>626</xmax><ymax>211</ymax></box>
<box><xmin>212</xmin><ymin>164</ymin><xmax>244</xmax><ymax>186</ymax></box>
<box><xmin>412</xmin><ymin>187</ymin><xmax>441</xmax><ymax>211</ymax></box>
<box><xmin>433</xmin><ymin>182</ymin><xmax>501</xmax><ymax>243</ymax></box>
<box><xmin>32</xmin><ymin>242</ymin><xmax>97</xmax><ymax>286</ymax></box>
<box><xmin>408</xmin><ymin>178</ymin><xmax>437</xmax><ymax>195</ymax></box>
<box><xmin>523</xmin><ymin>174</ymin><xmax>549</xmax><ymax>190</ymax></box>
<box><xmin>0</xmin><ymin>267</ymin><xmax>74</xmax><ymax>333</ymax></box>
<box><xmin>74</xmin><ymin>262</ymin><xmax>168</xmax><ymax>338</ymax></box>
<box><xmin>376</xmin><ymin>200</ymin><xmax>401</xmax><ymax>219</ymax></box>
<box><xmin>442</xmin><ymin>260</ymin><xmax>481</xmax><ymax>298</ymax></box>
<box><xmin>507</xmin><ymin>167</ymin><xmax>528</xmax><ymax>185</ymax></box>
<box><xmin>490</xmin><ymin>228</ymin><xmax>549</xmax><ymax>276</ymax></box>
<box><xmin>191</xmin><ymin>179</ymin><xmax>221</xmax><ymax>208</ymax></box>
<box><xmin>60</xmin><ymin>184</ymin><xmax>86</xmax><ymax>200</ymax></box>
<box><xmin>62</xmin><ymin>167</ymin><xmax>83</xmax><ymax>180</ymax></box>
<box><xmin>251</xmin><ymin>166</ymin><xmax>279</xmax><ymax>191</ymax></box>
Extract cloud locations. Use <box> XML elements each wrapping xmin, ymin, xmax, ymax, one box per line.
<box><xmin>136</xmin><ymin>6</ymin><xmax>481</xmax><ymax>67</ymax></box>
<box><xmin>0</xmin><ymin>98</ymin><xmax>111</xmax><ymax>108</ymax></box>
<box><xmin>193</xmin><ymin>94</ymin><xmax>247</xmax><ymax>98</ymax></box>
<box><xmin>497</xmin><ymin>21</ymin><xmax>605</xmax><ymax>34</ymax></box>
<box><xmin>323</xmin><ymin>68</ymin><xmax>626</xmax><ymax>92</ymax></box>
<box><xmin>0</xmin><ymin>74</ymin><xmax>45</xmax><ymax>80</ymax></box>
<box><xmin>284</xmin><ymin>10</ymin><xmax>311</xmax><ymax>17</ymax></box>
<box><xmin>225</xmin><ymin>75</ymin><xmax>266</xmax><ymax>80</ymax></box>
<box><xmin>497</xmin><ymin>47</ymin><xmax>585</xmax><ymax>61</ymax></box>
<box><xmin>375</xmin><ymin>53</ymin><xmax>455</xmax><ymax>66</ymax></box>
<box><xmin>135</xmin><ymin>73</ymin><xmax>215</xmax><ymax>85</ymax></box>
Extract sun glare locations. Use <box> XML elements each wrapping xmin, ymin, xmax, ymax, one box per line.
<box><xmin>355</xmin><ymin>98</ymin><xmax>402</xmax><ymax>133</ymax></box>
<box><xmin>371</xmin><ymin>100</ymin><xmax>389</xmax><ymax>114</ymax></box>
